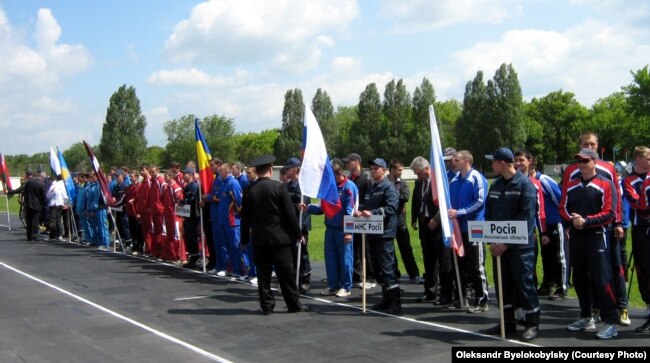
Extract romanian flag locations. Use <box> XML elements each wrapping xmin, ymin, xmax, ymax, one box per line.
<box><xmin>298</xmin><ymin>104</ymin><xmax>341</xmax><ymax>219</ymax></box>
<box><xmin>83</xmin><ymin>140</ymin><xmax>114</xmax><ymax>207</ymax></box>
<box><xmin>429</xmin><ymin>105</ymin><xmax>464</xmax><ymax>257</ymax></box>
<box><xmin>57</xmin><ymin>147</ymin><xmax>77</xmax><ymax>201</ymax></box>
<box><xmin>0</xmin><ymin>153</ymin><xmax>12</xmax><ymax>191</ymax></box>
<box><xmin>195</xmin><ymin>118</ymin><xmax>214</xmax><ymax>195</ymax></box>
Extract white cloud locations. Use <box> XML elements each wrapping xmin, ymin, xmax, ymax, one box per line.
<box><xmin>164</xmin><ymin>0</ymin><xmax>358</xmax><ymax>71</ymax></box>
<box><xmin>331</xmin><ymin>56</ymin><xmax>361</xmax><ymax>75</ymax></box>
<box><xmin>148</xmin><ymin>68</ymin><xmax>250</xmax><ymax>87</ymax></box>
<box><xmin>0</xmin><ymin>7</ymin><xmax>93</xmax><ymax>154</ymax></box>
<box><xmin>450</xmin><ymin>20</ymin><xmax>650</xmax><ymax>105</ymax></box>
<box><xmin>380</xmin><ymin>0</ymin><xmax>521</xmax><ymax>33</ymax></box>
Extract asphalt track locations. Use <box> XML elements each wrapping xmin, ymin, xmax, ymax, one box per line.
<box><xmin>0</xmin><ymin>214</ymin><xmax>648</xmax><ymax>363</ymax></box>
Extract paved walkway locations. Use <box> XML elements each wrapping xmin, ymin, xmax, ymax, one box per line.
<box><xmin>0</xmin><ymin>215</ymin><xmax>648</xmax><ymax>363</ymax></box>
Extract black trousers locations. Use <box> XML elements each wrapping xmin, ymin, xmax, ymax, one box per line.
<box><xmin>394</xmin><ymin>224</ymin><xmax>420</xmax><ymax>279</ymax></box>
<box><xmin>570</xmin><ymin>229</ymin><xmax>617</xmax><ymax>324</ymax></box>
<box><xmin>538</xmin><ymin>224</ymin><xmax>569</xmax><ymax>292</ymax></box>
<box><xmin>128</xmin><ymin>215</ymin><xmax>143</xmax><ymax>251</ymax></box>
<box><xmin>25</xmin><ymin>207</ymin><xmax>40</xmax><ymax>241</ymax></box>
<box><xmin>451</xmin><ymin>233</ymin><xmax>488</xmax><ymax>305</ymax></box>
<box><xmin>48</xmin><ymin>205</ymin><xmax>63</xmax><ymax>239</ymax></box>
<box><xmin>202</xmin><ymin>206</ymin><xmax>216</xmax><ymax>267</ymax></box>
<box><xmin>183</xmin><ymin>217</ymin><xmax>200</xmax><ymax>256</ymax></box>
<box><xmin>254</xmin><ymin>244</ymin><xmax>301</xmax><ymax>312</ymax></box>
<box><xmin>418</xmin><ymin>217</ymin><xmax>452</xmax><ymax>298</ymax></box>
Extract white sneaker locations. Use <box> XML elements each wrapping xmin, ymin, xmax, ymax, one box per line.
<box><xmin>567</xmin><ymin>317</ymin><xmax>596</xmax><ymax>331</ymax></box>
<box><xmin>249</xmin><ymin>277</ymin><xmax>258</xmax><ymax>285</ymax></box>
<box><xmin>57</xmin><ymin>236</ymin><xmax>64</xmax><ymax>242</ymax></box>
<box><xmin>216</xmin><ymin>270</ymin><xmax>227</xmax><ymax>277</ymax></box>
<box><xmin>596</xmin><ymin>323</ymin><xmax>618</xmax><ymax>339</ymax></box>
<box><xmin>335</xmin><ymin>289</ymin><xmax>351</xmax><ymax>297</ymax></box>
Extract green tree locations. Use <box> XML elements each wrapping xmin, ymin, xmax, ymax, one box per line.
<box><xmin>622</xmin><ymin>65</ymin><xmax>650</xmax><ymax>148</ymax></box>
<box><xmin>144</xmin><ymin>146</ymin><xmax>166</xmax><ymax>167</ymax></box>
<box><xmin>163</xmin><ymin>114</ymin><xmax>236</xmax><ymax>167</ymax></box>
<box><xmin>527</xmin><ymin>90</ymin><xmax>588</xmax><ymax>164</ymax></box>
<box><xmin>63</xmin><ymin>142</ymin><xmax>90</xmax><ymax>172</ymax></box>
<box><xmin>521</xmin><ymin>102</ymin><xmax>545</xmax><ymax>164</ymax></box>
<box><xmin>331</xmin><ymin>105</ymin><xmax>358</xmax><ymax>158</ymax></box>
<box><xmin>311</xmin><ymin>88</ymin><xmax>337</xmax><ymax>154</ymax></box>
<box><xmin>233</xmin><ymin>129</ymin><xmax>280</xmax><ymax>164</ymax></box>
<box><xmin>99</xmin><ymin>84</ymin><xmax>147</xmax><ymax>168</ymax></box>
<box><xmin>588</xmin><ymin>92</ymin><xmax>636</xmax><ymax>162</ymax></box>
<box><xmin>352</xmin><ymin>83</ymin><xmax>382</xmax><ymax>159</ymax></box>
<box><xmin>274</xmin><ymin>89</ymin><xmax>305</xmax><ymax>162</ymax></box>
<box><xmin>411</xmin><ymin>78</ymin><xmax>437</xmax><ymax>159</ymax></box>
<box><xmin>382</xmin><ymin>79</ymin><xmax>412</xmax><ymax>161</ymax></box>
<box><xmin>456</xmin><ymin>71</ymin><xmax>490</xmax><ymax>170</ymax></box>
<box><xmin>435</xmin><ymin>99</ymin><xmax>461</xmax><ymax>150</ymax></box>
<box><xmin>485</xmin><ymin>63</ymin><xmax>526</xmax><ymax>152</ymax></box>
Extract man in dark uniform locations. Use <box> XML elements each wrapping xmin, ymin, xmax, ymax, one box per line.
<box><xmin>181</xmin><ymin>167</ymin><xmax>201</xmax><ymax>269</ymax></box>
<box><xmin>483</xmin><ymin>147</ymin><xmax>540</xmax><ymax>342</ymax></box>
<box><xmin>284</xmin><ymin>157</ymin><xmax>312</xmax><ymax>293</ymax></box>
<box><xmin>240</xmin><ymin>154</ymin><xmax>308</xmax><ymax>315</ymax></box>
<box><xmin>9</xmin><ymin>171</ymin><xmax>45</xmax><ymax>241</ymax></box>
<box><xmin>355</xmin><ymin>158</ymin><xmax>400</xmax><ymax>313</ymax></box>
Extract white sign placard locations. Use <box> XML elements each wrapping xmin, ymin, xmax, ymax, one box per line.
<box><xmin>343</xmin><ymin>215</ymin><xmax>384</xmax><ymax>234</ymax></box>
<box><xmin>467</xmin><ymin>221</ymin><xmax>529</xmax><ymax>245</ymax></box>
<box><xmin>176</xmin><ymin>204</ymin><xmax>191</xmax><ymax>217</ymax></box>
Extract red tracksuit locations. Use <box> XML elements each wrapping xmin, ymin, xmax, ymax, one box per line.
<box><xmin>136</xmin><ymin>177</ymin><xmax>153</xmax><ymax>254</ymax></box>
<box><xmin>162</xmin><ymin>180</ymin><xmax>185</xmax><ymax>261</ymax></box>
<box><xmin>148</xmin><ymin>174</ymin><xmax>166</xmax><ymax>258</ymax></box>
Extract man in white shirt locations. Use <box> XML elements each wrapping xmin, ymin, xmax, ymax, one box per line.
<box><xmin>46</xmin><ymin>174</ymin><xmax>67</xmax><ymax>241</ymax></box>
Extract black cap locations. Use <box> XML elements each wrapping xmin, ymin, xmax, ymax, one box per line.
<box><xmin>250</xmin><ymin>154</ymin><xmax>276</xmax><ymax>167</ymax></box>
<box><xmin>285</xmin><ymin>157</ymin><xmax>301</xmax><ymax>168</ymax></box>
<box><xmin>486</xmin><ymin>147</ymin><xmax>515</xmax><ymax>163</ymax></box>
<box><xmin>343</xmin><ymin>153</ymin><xmax>361</xmax><ymax>163</ymax></box>
<box><xmin>369</xmin><ymin>158</ymin><xmax>387</xmax><ymax>169</ymax></box>
<box><xmin>331</xmin><ymin>158</ymin><xmax>344</xmax><ymax>169</ymax></box>
<box><xmin>574</xmin><ymin>148</ymin><xmax>599</xmax><ymax>160</ymax></box>
<box><xmin>25</xmin><ymin>170</ymin><xmax>33</xmax><ymax>176</ymax></box>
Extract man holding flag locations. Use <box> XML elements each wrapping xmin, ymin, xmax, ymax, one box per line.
<box><xmin>484</xmin><ymin>147</ymin><xmax>540</xmax><ymax>342</ymax></box>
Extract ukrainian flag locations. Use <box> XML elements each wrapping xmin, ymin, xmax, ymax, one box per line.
<box><xmin>57</xmin><ymin>147</ymin><xmax>77</xmax><ymax>201</ymax></box>
<box><xmin>195</xmin><ymin>118</ymin><xmax>214</xmax><ymax>195</ymax></box>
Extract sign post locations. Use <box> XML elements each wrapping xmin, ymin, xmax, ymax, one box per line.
<box><xmin>469</xmin><ymin>220</ymin><xmax>529</xmax><ymax>339</ymax></box>
<box><xmin>344</xmin><ymin>215</ymin><xmax>384</xmax><ymax>313</ymax></box>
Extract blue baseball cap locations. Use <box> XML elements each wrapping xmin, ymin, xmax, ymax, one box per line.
<box><xmin>486</xmin><ymin>147</ymin><xmax>515</xmax><ymax>163</ymax></box>
<box><xmin>369</xmin><ymin>158</ymin><xmax>387</xmax><ymax>169</ymax></box>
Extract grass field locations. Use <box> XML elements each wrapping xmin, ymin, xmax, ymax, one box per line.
<box><xmin>3</xmin><ymin>187</ymin><xmax>643</xmax><ymax>308</ymax></box>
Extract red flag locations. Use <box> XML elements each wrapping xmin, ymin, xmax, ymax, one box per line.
<box><xmin>82</xmin><ymin>141</ymin><xmax>115</xmax><ymax>207</ymax></box>
<box><xmin>0</xmin><ymin>153</ymin><xmax>12</xmax><ymax>191</ymax></box>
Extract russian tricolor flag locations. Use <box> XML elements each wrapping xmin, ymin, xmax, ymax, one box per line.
<box><xmin>429</xmin><ymin>105</ymin><xmax>464</xmax><ymax>257</ymax></box>
<box><xmin>298</xmin><ymin>104</ymin><xmax>341</xmax><ymax>219</ymax></box>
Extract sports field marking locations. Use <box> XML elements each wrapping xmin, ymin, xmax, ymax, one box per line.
<box><xmin>0</xmin><ymin>261</ymin><xmax>236</xmax><ymax>363</ymax></box>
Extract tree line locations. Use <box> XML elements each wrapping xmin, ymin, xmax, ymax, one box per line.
<box><xmin>6</xmin><ymin>64</ymin><xmax>650</xmax><ymax>175</ymax></box>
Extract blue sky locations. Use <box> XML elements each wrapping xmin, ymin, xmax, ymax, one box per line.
<box><xmin>0</xmin><ymin>0</ymin><xmax>648</xmax><ymax>155</ymax></box>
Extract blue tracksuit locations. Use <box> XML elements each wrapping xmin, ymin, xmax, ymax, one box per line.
<box><xmin>308</xmin><ymin>177</ymin><xmax>358</xmax><ymax>291</ymax></box>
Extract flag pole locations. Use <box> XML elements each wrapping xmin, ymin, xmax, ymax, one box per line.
<box><xmin>197</xmin><ymin>178</ymin><xmax>207</xmax><ymax>273</ymax></box>
<box><xmin>296</xmin><ymin>193</ymin><xmax>303</xmax><ymax>288</ymax></box>
<box><xmin>452</xmin><ymin>252</ymin><xmax>463</xmax><ymax>308</ymax></box>
<box><xmin>496</xmin><ymin>255</ymin><xmax>505</xmax><ymax>339</ymax></box>
<box><xmin>362</xmin><ymin>232</ymin><xmax>367</xmax><ymax>314</ymax></box>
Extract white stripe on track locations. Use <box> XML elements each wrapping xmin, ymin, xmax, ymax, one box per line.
<box><xmin>0</xmin><ymin>261</ymin><xmax>236</xmax><ymax>363</ymax></box>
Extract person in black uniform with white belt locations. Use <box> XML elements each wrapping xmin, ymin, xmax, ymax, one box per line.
<box><xmin>240</xmin><ymin>154</ymin><xmax>308</xmax><ymax>315</ymax></box>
